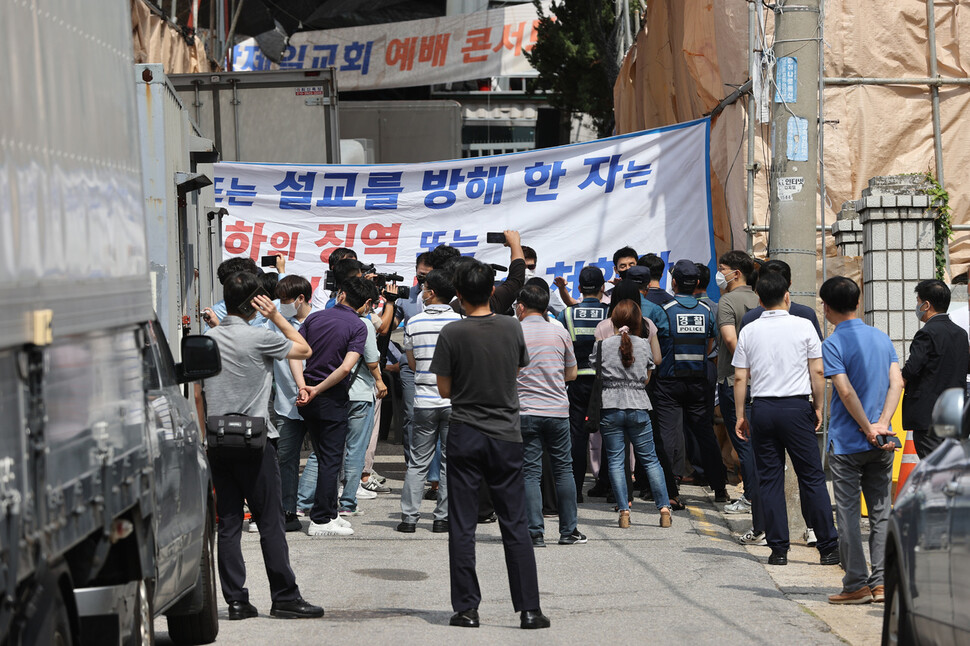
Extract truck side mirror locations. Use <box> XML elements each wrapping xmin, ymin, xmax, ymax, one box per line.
<box><xmin>931</xmin><ymin>388</ymin><xmax>966</xmax><ymax>439</ymax></box>
<box><xmin>177</xmin><ymin>335</ymin><xmax>221</xmax><ymax>383</ymax></box>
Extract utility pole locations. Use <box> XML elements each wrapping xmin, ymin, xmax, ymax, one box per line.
<box><xmin>767</xmin><ymin>0</ymin><xmax>822</xmax><ymax>541</ymax></box>
<box><xmin>768</xmin><ymin>0</ymin><xmax>820</xmax><ymax>308</ymax></box>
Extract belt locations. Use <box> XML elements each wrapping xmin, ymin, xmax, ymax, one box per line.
<box><xmin>752</xmin><ymin>395</ymin><xmax>810</xmax><ymax>402</ymax></box>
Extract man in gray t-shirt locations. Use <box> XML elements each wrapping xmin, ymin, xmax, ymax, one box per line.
<box><xmin>430</xmin><ymin>259</ymin><xmax>548</xmax><ymax>630</ymax></box>
<box><xmin>199</xmin><ymin>271</ymin><xmax>323</xmax><ymax>619</ymax></box>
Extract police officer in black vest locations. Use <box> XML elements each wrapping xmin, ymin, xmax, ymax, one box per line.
<box><xmin>653</xmin><ymin>260</ymin><xmax>729</xmax><ymax>502</ymax></box>
<box><xmin>556</xmin><ymin>266</ymin><xmax>610</xmax><ymax>501</ymax></box>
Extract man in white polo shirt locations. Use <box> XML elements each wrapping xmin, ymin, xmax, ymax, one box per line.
<box><xmin>731</xmin><ymin>271</ymin><xmax>839</xmax><ymax>567</ymax></box>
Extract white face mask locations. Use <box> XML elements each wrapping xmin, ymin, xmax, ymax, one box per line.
<box><xmin>278</xmin><ymin>302</ymin><xmax>298</xmax><ymax>319</ymax></box>
<box><xmin>525</xmin><ymin>268</ymin><xmax>536</xmax><ymax>281</ymax></box>
<box><xmin>715</xmin><ymin>271</ymin><xmax>729</xmax><ymax>290</ymax></box>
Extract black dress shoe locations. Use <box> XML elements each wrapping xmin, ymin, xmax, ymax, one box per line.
<box><xmin>396</xmin><ymin>521</ymin><xmax>417</xmax><ymax>533</ymax></box>
<box><xmin>432</xmin><ymin>519</ymin><xmax>449</xmax><ymax>533</ymax></box>
<box><xmin>819</xmin><ymin>546</ymin><xmax>841</xmax><ymax>566</ymax></box>
<box><xmin>449</xmin><ymin>608</ymin><xmax>480</xmax><ymax>628</ymax></box>
<box><xmin>477</xmin><ymin>512</ymin><xmax>497</xmax><ymax>524</ymax></box>
<box><xmin>423</xmin><ymin>487</ymin><xmax>439</xmax><ymax>501</ymax></box>
<box><xmin>284</xmin><ymin>513</ymin><xmax>303</xmax><ymax>532</ymax></box>
<box><xmin>270</xmin><ymin>598</ymin><xmax>324</xmax><ymax>619</ymax></box>
<box><xmin>714</xmin><ymin>489</ymin><xmax>730</xmax><ymax>503</ymax></box>
<box><xmin>531</xmin><ymin>534</ymin><xmax>546</xmax><ymax>548</ymax></box>
<box><xmin>228</xmin><ymin>600</ymin><xmax>258</xmax><ymax>620</ymax></box>
<box><xmin>520</xmin><ymin>609</ymin><xmax>551</xmax><ymax>629</ymax></box>
<box><xmin>767</xmin><ymin>549</ymin><xmax>789</xmax><ymax>566</ymax></box>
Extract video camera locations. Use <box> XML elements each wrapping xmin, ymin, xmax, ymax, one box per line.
<box><xmin>370</xmin><ymin>269</ymin><xmax>409</xmax><ymax>300</ymax></box>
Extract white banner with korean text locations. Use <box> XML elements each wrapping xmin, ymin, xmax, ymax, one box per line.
<box><xmin>214</xmin><ymin>117</ymin><xmax>718</xmax><ymax>302</ymax></box>
<box><xmin>231</xmin><ymin>3</ymin><xmax>547</xmax><ymax>91</ymax></box>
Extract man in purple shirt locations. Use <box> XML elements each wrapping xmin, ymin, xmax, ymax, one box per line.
<box><xmin>293</xmin><ymin>277</ymin><xmax>369</xmax><ymax>537</ymax></box>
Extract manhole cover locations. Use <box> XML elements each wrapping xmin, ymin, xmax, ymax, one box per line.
<box><xmin>353</xmin><ymin>568</ymin><xmax>429</xmax><ymax>581</ymax></box>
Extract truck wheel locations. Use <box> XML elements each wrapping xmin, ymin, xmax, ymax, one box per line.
<box><xmin>126</xmin><ymin>579</ymin><xmax>154</xmax><ymax>646</ymax></box>
<box><xmin>166</xmin><ymin>514</ymin><xmax>219</xmax><ymax>645</ymax></box>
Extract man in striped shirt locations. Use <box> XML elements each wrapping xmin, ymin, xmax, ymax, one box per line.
<box><xmin>398</xmin><ymin>267</ymin><xmax>463</xmax><ymax>533</ymax></box>
<box><xmin>516</xmin><ymin>284</ymin><xmax>585</xmax><ymax>547</ymax></box>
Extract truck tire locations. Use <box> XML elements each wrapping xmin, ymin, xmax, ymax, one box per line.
<box><xmin>166</xmin><ymin>514</ymin><xmax>218</xmax><ymax>645</ymax></box>
<box><xmin>126</xmin><ymin>579</ymin><xmax>154</xmax><ymax>646</ymax></box>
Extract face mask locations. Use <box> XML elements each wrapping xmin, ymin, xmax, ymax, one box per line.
<box><xmin>524</xmin><ymin>268</ymin><xmax>536</xmax><ymax>281</ymax></box>
<box><xmin>617</xmin><ymin>269</ymin><xmax>629</xmax><ymax>280</ymax></box>
<box><xmin>715</xmin><ymin>271</ymin><xmax>729</xmax><ymax>290</ymax></box>
<box><xmin>421</xmin><ymin>290</ymin><xmax>433</xmax><ymax>306</ymax></box>
<box><xmin>278</xmin><ymin>302</ymin><xmax>298</xmax><ymax>319</ymax></box>
<box><xmin>915</xmin><ymin>302</ymin><xmax>926</xmax><ymax>322</ymax></box>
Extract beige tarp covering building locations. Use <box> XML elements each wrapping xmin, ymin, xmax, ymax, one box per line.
<box><xmin>614</xmin><ymin>0</ymin><xmax>970</xmax><ymax>277</ymax></box>
<box><xmin>131</xmin><ymin>0</ymin><xmax>212</xmax><ymax>74</ymax></box>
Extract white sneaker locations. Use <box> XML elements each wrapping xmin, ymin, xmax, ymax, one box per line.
<box><xmin>737</xmin><ymin>530</ymin><xmax>767</xmax><ymax>546</ymax></box>
<box><xmin>308</xmin><ymin>519</ymin><xmax>354</xmax><ymax>536</ymax></box>
<box><xmin>804</xmin><ymin>527</ymin><xmax>817</xmax><ymax>547</ymax></box>
<box><xmin>334</xmin><ymin>516</ymin><xmax>352</xmax><ymax>529</ymax></box>
<box><xmin>723</xmin><ymin>497</ymin><xmax>752</xmax><ymax>514</ymax></box>
<box><xmin>248</xmin><ymin>520</ymin><xmax>259</xmax><ymax>533</ymax></box>
<box><xmin>369</xmin><ymin>470</ymin><xmax>387</xmax><ymax>484</ymax></box>
<box><xmin>356</xmin><ymin>484</ymin><xmax>378</xmax><ymax>500</ymax></box>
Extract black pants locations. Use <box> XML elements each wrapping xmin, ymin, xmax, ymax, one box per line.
<box><xmin>566</xmin><ymin>376</ymin><xmax>595</xmax><ymax>495</ymax></box>
<box><xmin>209</xmin><ymin>442</ymin><xmax>300</xmax><ymax>604</ymax></box>
<box><xmin>300</xmin><ymin>394</ymin><xmax>349</xmax><ymax>525</ymax></box>
<box><xmin>750</xmin><ymin>397</ymin><xmax>838</xmax><ymax>552</ymax></box>
<box><xmin>653</xmin><ymin>377</ymin><xmax>727</xmax><ymax>492</ymax></box>
<box><xmin>913</xmin><ymin>429</ymin><xmax>944</xmax><ymax>460</ymax></box>
<box><xmin>447</xmin><ymin>422</ymin><xmax>540</xmax><ymax>613</ymax></box>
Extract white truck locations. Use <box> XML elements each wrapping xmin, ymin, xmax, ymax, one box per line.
<box><xmin>0</xmin><ymin>2</ymin><xmax>221</xmax><ymax>644</ymax></box>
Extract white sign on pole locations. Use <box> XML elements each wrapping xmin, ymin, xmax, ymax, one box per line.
<box><xmin>231</xmin><ymin>4</ymin><xmax>547</xmax><ymax>91</ymax></box>
<box><xmin>213</xmin><ymin>117</ymin><xmax>718</xmax><ymax>302</ymax></box>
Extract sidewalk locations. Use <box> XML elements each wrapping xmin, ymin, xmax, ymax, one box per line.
<box><xmin>709</xmin><ymin>483</ymin><xmax>883</xmax><ymax>646</ymax></box>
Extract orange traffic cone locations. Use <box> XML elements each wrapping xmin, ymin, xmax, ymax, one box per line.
<box><xmin>895</xmin><ymin>430</ymin><xmax>920</xmax><ymax>501</ymax></box>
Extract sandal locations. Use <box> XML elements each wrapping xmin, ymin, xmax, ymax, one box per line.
<box><xmin>668</xmin><ymin>498</ymin><xmax>685</xmax><ymax>511</ymax></box>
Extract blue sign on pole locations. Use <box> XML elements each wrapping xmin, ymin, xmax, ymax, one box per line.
<box><xmin>775</xmin><ymin>56</ymin><xmax>798</xmax><ymax>104</ymax></box>
<box><xmin>786</xmin><ymin>116</ymin><xmax>809</xmax><ymax>161</ymax></box>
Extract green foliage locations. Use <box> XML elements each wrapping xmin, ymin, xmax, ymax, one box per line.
<box><xmin>525</xmin><ymin>0</ymin><xmax>623</xmax><ymax>138</ymax></box>
<box><xmin>923</xmin><ymin>173</ymin><xmax>952</xmax><ymax>280</ymax></box>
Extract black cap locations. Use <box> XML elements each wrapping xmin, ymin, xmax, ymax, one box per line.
<box><xmin>671</xmin><ymin>259</ymin><xmax>700</xmax><ymax>287</ymax></box>
<box><xmin>626</xmin><ymin>265</ymin><xmax>651</xmax><ymax>284</ymax></box>
<box><xmin>578</xmin><ymin>266</ymin><xmax>605</xmax><ymax>289</ymax></box>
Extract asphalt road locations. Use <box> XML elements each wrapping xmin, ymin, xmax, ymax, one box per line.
<box><xmin>154</xmin><ymin>445</ymin><xmax>845</xmax><ymax>645</ymax></box>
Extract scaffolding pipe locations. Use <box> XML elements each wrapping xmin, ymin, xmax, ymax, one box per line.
<box><xmin>823</xmin><ymin>77</ymin><xmax>970</xmax><ymax>86</ymax></box>
<box><xmin>746</xmin><ymin>0</ymin><xmax>757</xmax><ymax>254</ymax></box>
<box><xmin>927</xmin><ymin>0</ymin><xmax>950</xmax><ymax>273</ymax></box>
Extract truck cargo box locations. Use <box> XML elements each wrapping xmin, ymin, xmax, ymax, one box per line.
<box><xmin>0</xmin><ymin>2</ymin><xmax>152</xmax><ymax>349</ymax></box>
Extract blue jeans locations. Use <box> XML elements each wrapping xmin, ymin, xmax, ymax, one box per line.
<box><xmin>400</xmin><ymin>363</ymin><xmax>415</xmax><ymax>464</ymax></box>
<box><xmin>521</xmin><ymin>415</ymin><xmax>577</xmax><ymax>538</ymax></box>
<box><xmin>428</xmin><ymin>439</ymin><xmax>442</xmax><ymax>482</ymax></box>
<box><xmin>296</xmin><ymin>453</ymin><xmax>317</xmax><ymax>511</ymax></box>
<box><xmin>277</xmin><ymin>417</ymin><xmax>307</xmax><ymax>514</ymax></box>
<box><xmin>339</xmin><ymin>400</ymin><xmax>376</xmax><ymax>512</ymax></box>
<box><xmin>600</xmin><ymin>409</ymin><xmax>669</xmax><ymax>512</ymax></box>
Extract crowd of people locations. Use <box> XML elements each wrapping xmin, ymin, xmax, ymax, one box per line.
<box><xmin>195</xmin><ymin>231</ymin><xmax>970</xmax><ymax>625</ymax></box>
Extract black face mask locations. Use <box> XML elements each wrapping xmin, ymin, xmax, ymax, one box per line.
<box><xmin>617</xmin><ymin>269</ymin><xmax>629</xmax><ymax>280</ymax></box>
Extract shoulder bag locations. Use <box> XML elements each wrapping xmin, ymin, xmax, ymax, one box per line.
<box><xmin>584</xmin><ymin>341</ymin><xmax>603</xmax><ymax>434</ymax></box>
<box><xmin>206</xmin><ymin>413</ymin><xmax>267</xmax><ymax>455</ymax></box>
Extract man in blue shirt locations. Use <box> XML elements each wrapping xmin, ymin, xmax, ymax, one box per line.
<box><xmin>820</xmin><ymin>277</ymin><xmax>902</xmax><ymax>605</ymax></box>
